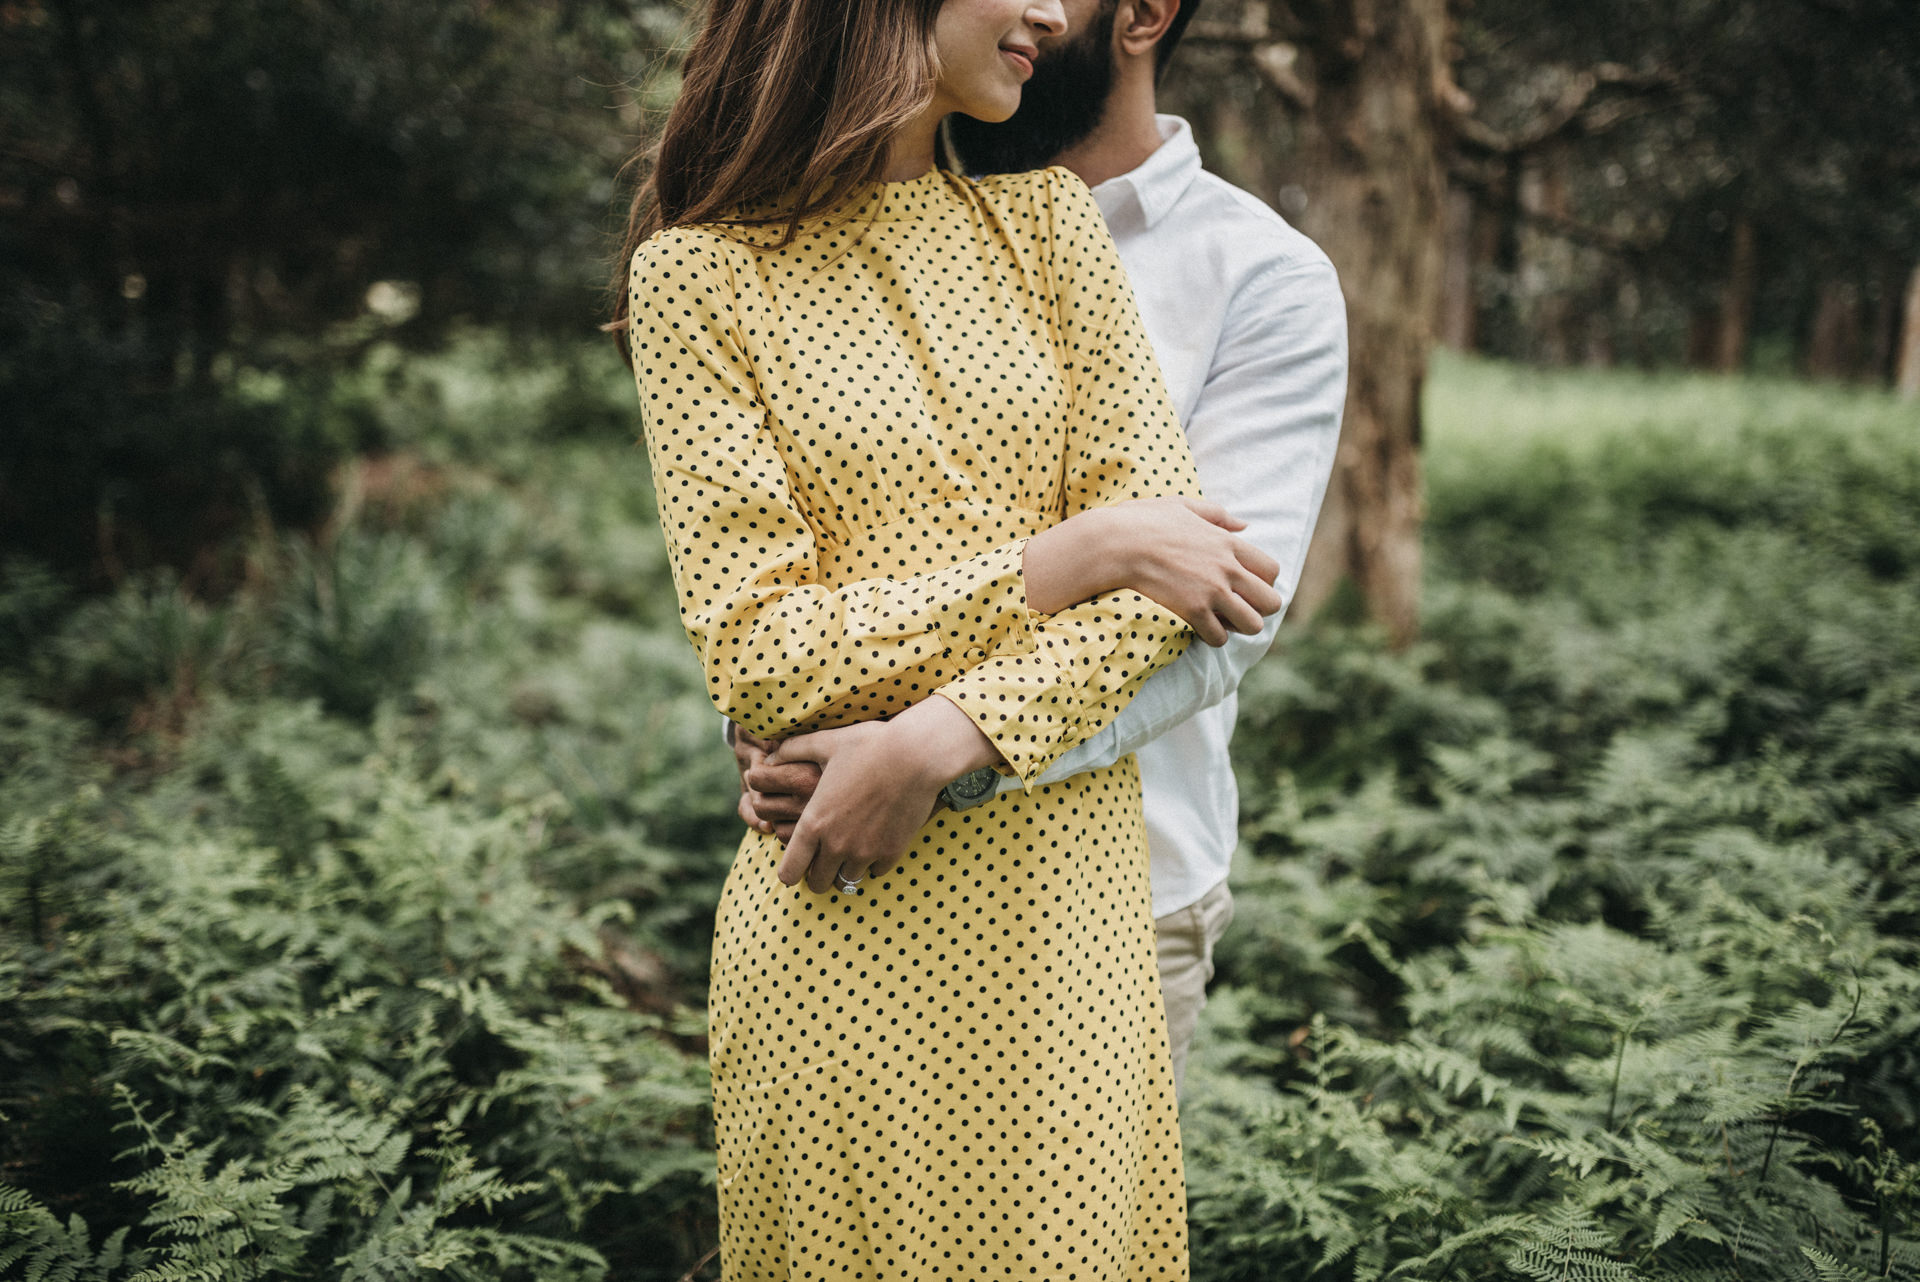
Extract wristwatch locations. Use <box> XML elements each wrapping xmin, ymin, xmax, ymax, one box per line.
<box><xmin>940</xmin><ymin>765</ymin><xmax>1001</xmax><ymax>812</ymax></box>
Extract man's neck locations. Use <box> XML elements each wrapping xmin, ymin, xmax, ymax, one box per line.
<box><xmin>1050</xmin><ymin>65</ymin><xmax>1163</xmax><ymax>190</ymax></box>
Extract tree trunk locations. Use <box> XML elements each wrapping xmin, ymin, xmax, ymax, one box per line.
<box><xmin>1275</xmin><ymin>0</ymin><xmax>1451</xmax><ymax>648</ymax></box>
<box><xmin>1866</xmin><ymin>263</ymin><xmax>1901</xmax><ymax>383</ymax></box>
<box><xmin>1713</xmin><ymin>217</ymin><xmax>1756</xmax><ymax>373</ymax></box>
<box><xmin>51</xmin><ymin>0</ymin><xmax>126</xmax><ymax>325</ymax></box>
<box><xmin>1519</xmin><ymin>146</ymin><xmax>1574</xmax><ymax>365</ymax></box>
<box><xmin>1805</xmin><ymin>279</ymin><xmax>1863</xmax><ymax>380</ymax></box>
<box><xmin>1685</xmin><ymin>217</ymin><xmax>1757</xmax><ymax>372</ymax></box>
<box><xmin>1439</xmin><ymin>184</ymin><xmax>1477</xmax><ymax>351</ymax></box>
<box><xmin>1685</xmin><ymin>308</ymin><xmax>1718</xmax><ymax>368</ymax></box>
<box><xmin>1897</xmin><ymin>264</ymin><xmax>1920</xmax><ymax>400</ymax></box>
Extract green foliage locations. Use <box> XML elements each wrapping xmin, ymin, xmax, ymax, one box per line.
<box><xmin>0</xmin><ymin>347</ymin><xmax>724</xmax><ymax>1276</ymax></box>
<box><xmin>0</xmin><ymin>1184</ymin><xmax>149</xmax><ymax>1281</ymax></box>
<box><xmin>1187</xmin><ymin>357</ymin><xmax>1920</xmax><ymax>1279</ymax></box>
<box><xmin>0</xmin><ymin>677</ymin><xmax>718</xmax><ymax>1277</ymax></box>
<box><xmin>1456</xmin><ymin>0</ymin><xmax>1920</xmax><ymax>366</ymax></box>
<box><xmin>107</xmin><ymin>1089</ymin><xmax>607</xmax><ymax>1282</ymax></box>
<box><xmin>33</xmin><ymin>575</ymin><xmax>233</xmax><ymax>727</ymax></box>
<box><xmin>0</xmin><ymin>307</ymin><xmax>353</xmax><ymax>585</ymax></box>
<box><xmin>268</xmin><ymin>532</ymin><xmax>438</xmax><ymax>721</ymax></box>
<box><xmin>3</xmin><ymin>352</ymin><xmax>1916</xmax><ymax>1280</ymax></box>
<box><xmin>0</xmin><ymin>561</ymin><xmax>72</xmax><ymax>670</ymax></box>
<box><xmin>0</xmin><ymin>0</ymin><xmax>683</xmax><ymax>581</ymax></box>
<box><xmin>4</xmin><ymin>0</ymin><xmax>677</xmax><ymax>340</ymax></box>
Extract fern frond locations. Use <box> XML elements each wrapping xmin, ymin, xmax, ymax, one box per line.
<box><xmin>1505</xmin><ymin>1202</ymin><xmax>1645</xmax><ymax>1282</ymax></box>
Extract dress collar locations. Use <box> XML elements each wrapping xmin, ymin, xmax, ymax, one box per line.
<box><xmin>1091</xmin><ymin>115</ymin><xmax>1202</xmax><ymax>231</ymax></box>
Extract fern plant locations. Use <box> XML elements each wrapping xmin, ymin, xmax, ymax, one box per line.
<box><xmin>1196</xmin><ymin>362</ymin><xmax>1920</xmax><ymax>1281</ymax></box>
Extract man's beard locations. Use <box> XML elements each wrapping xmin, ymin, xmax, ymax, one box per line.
<box><xmin>948</xmin><ymin>5</ymin><xmax>1118</xmax><ymax>175</ymax></box>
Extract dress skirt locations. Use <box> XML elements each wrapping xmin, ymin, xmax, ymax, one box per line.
<box><xmin>708</xmin><ymin>759</ymin><xmax>1188</xmax><ymax>1280</ymax></box>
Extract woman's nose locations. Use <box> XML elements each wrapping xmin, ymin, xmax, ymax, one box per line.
<box><xmin>1027</xmin><ymin>0</ymin><xmax>1068</xmax><ymax>38</ymax></box>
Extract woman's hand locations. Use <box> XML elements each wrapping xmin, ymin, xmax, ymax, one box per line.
<box><xmin>1025</xmin><ymin>497</ymin><xmax>1284</xmax><ymax>646</ymax></box>
<box><xmin>770</xmin><ymin>695</ymin><xmax>1001</xmax><ymax>894</ymax></box>
<box><xmin>767</xmin><ymin>723</ymin><xmax>941</xmax><ymax>892</ymax></box>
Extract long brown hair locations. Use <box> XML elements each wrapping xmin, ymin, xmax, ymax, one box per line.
<box><xmin>607</xmin><ymin>0</ymin><xmax>946</xmax><ymax>360</ymax></box>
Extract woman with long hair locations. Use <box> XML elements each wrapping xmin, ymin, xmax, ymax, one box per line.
<box><xmin>612</xmin><ymin>1</ymin><xmax>1280</xmax><ymax>1275</ymax></box>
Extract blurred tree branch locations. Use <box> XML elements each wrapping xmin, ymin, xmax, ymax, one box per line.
<box><xmin>1451</xmin><ymin>63</ymin><xmax>1684</xmax><ymax>156</ymax></box>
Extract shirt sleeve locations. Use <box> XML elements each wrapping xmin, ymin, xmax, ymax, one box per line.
<box><xmin>1001</xmin><ymin>252</ymin><xmax>1349</xmax><ymax>791</ymax></box>
<box><xmin>932</xmin><ymin>172</ymin><xmax>1207</xmax><ymax>786</ymax></box>
<box><xmin>629</xmin><ymin>232</ymin><xmax>1044</xmax><ymax>741</ymax></box>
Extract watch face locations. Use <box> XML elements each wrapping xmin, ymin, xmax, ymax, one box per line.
<box><xmin>948</xmin><ymin>766</ymin><xmax>997</xmax><ymax>804</ymax></box>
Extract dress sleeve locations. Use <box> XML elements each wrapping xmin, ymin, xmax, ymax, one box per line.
<box><xmin>933</xmin><ymin>172</ymin><xmax>1205</xmax><ymax>786</ymax></box>
<box><xmin>628</xmin><ymin>232</ymin><xmax>1043</xmax><ymax>740</ymax></box>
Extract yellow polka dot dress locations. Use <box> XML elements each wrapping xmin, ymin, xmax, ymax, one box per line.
<box><xmin>628</xmin><ymin>167</ymin><xmax>1199</xmax><ymax>1281</ymax></box>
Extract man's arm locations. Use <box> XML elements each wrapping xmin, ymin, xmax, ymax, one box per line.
<box><xmin>994</xmin><ymin>252</ymin><xmax>1348</xmax><ymax>792</ymax></box>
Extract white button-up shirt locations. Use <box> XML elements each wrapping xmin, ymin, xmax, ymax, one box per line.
<box><xmin>992</xmin><ymin>115</ymin><xmax>1349</xmax><ymax>918</ymax></box>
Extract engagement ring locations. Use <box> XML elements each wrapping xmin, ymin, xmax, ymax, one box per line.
<box><xmin>834</xmin><ymin>871</ymin><xmax>863</xmax><ymax>895</ymax></box>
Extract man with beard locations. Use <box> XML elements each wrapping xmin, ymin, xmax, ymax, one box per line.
<box><xmin>730</xmin><ymin>0</ymin><xmax>1348</xmax><ymax>1092</ymax></box>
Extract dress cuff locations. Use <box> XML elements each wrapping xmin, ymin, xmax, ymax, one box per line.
<box><xmin>933</xmin><ymin>591</ymin><xmax>1187</xmax><ymax>787</ymax></box>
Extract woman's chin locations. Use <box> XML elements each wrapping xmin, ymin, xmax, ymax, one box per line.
<box><xmin>953</xmin><ymin>103</ymin><xmax>1017</xmax><ymax>126</ymax></box>
<box><xmin>948</xmin><ymin>86</ymin><xmax>1021</xmax><ymax>126</ymax></box>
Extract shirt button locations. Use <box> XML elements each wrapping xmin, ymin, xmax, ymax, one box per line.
<box><xmin>964</xmin><ymin>646</ymin><xmax>987</xmax><ymax>663</ymax></box>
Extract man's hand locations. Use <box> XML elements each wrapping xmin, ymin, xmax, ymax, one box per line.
<box><xmin>731</xmin><ymin>726</ymin><xmax>821</xmax><ymax>842</ymax></box>
<box><xmin>1097</xmin><ymin>497</ymin><xmax>1284</xmax><ymax>646</ymax></box>
<box><xmin>1024</xmin><ymin>497</ymin><xmax>1283</xmax><ymax>647</ymax></box>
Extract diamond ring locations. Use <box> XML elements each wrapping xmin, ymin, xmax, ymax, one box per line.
<box><xmin>834</xmin><ymin>870</ymin><xmax>863</xmax><ymax>895</ymax></box>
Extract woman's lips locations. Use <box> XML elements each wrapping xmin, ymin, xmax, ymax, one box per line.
<box><xmin>1001</xmin><ymin>48</ymin><xmax>1033</xmax><ymax>78</ymax></box>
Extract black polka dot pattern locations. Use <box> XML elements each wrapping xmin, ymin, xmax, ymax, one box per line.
<box><xmin>629</xmin><ymin>167</ymin><xmax>1200</xmax><ymax>1280</ymax></box>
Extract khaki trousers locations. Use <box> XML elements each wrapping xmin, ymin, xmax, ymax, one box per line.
<box><xmin>1154</xmin><ymin>878</ymin><xmax>1235</xmax><ymax>1097</ymax></box>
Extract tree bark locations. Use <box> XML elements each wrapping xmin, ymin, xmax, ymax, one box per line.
<box><xmin>1439</xmin><ymin>184</ymin><xmax>1477</xmax><ymax>351</ymax></box>
<box><xmin>1896</xmin><ymin>264</ymin><xmax>1920</xmax><ymax>400</ymax></box>
<box><xmin>1865</xmin><ymin>263</ymin><xmax>1900</xmax><ymax>384</ymax></box>
<box><xmin>1685</xmin><ymin>218</ymin><xmax>1757</xmax><ymax>371</ymax></box>
<box><xmin>1269</xmin><ymin>0</ymin><xmax>1451</xmax><ymax>648</ymax></box>
<box><xmin>1519</xmin><ymin>146</ymin><xmax>1574</xmax><ymax>364</ymax></box>
<box><xmin>1713</xmin><ymin>216</ymin><xmax>1756</xmax><ymax>373</ymax></box>
<box><xmin>1804</xmin><ymin>279</ymin><xmax>1863</xmax><ymax>381</ymax></box>
<box><xmin>1685</xmin><ymin>309</ymin><xmax>1718</xmax><ymax>368</ymax></box>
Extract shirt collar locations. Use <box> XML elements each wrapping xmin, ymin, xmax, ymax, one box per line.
<box><xmin>1090</xmin><ymin>115</ymin><xmax>1202</xmax><ymax>231</ymax></box>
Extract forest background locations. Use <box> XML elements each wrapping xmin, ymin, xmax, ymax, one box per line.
<box><xmin>2</xmin><ymin>0</ymin><xmax>1917</xmax><ymax>1278</ymax></box>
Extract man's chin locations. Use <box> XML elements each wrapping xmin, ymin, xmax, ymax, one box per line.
<box><xmin>954</xmin><ymin>10</ymin><xmax>1116</xmax><ymax>176</ymax></box>
<box><xmin>950</xmin><ymin>118</ymin><xmax>1080</xmax><ymax>176</ymax></box>
<box><xmin>949</xmin><ymin>73</ymin><xmax>1113</xmax><ymax>175</ymax></box>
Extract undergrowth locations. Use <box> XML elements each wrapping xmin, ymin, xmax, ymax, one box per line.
<box><xmin>1</xmin><ymin>344</ymin><xmax>1915</xmax><ymax>1279</ymax></box>
<box><xmin>1184</xmin><ymin>357</ymin><xmax>1920</xmax><ymax>1279</ymax></box>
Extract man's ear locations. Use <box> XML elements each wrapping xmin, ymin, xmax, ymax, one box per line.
<box><xmin>1116</xmin><ymin>0</ymin><xmax>1181</xmax><ymax>59</ymax></box>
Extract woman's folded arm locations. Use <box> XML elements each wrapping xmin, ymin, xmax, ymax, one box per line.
<box><xmin>632</xmin><ymin>233</ymin><xmax>1061</xmax><ymax>739</ymax></box>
